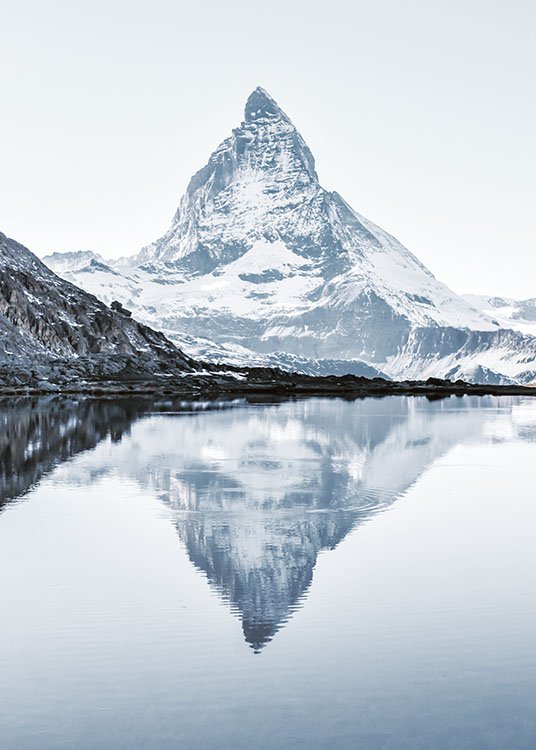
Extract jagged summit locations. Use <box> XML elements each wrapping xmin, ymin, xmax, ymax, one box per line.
<box><xmin>244</xmin><ymin>86</ymin><xmax>285</xmax><ymax>122</ymax></box>
<box><xmin>133</xmin><ymin>87</ymin><xmax>322</xmax><ymax>268</ymax></box>
<box><xmin>126</xmin><ymin>87</ymin><xmax>492</xmax><ymax>330</ymax></box>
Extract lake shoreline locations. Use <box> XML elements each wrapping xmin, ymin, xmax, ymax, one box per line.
<box><xmin>0</xmin><ymin>367</ymin><xmax>534</xmax><ymax>399</ymax></box>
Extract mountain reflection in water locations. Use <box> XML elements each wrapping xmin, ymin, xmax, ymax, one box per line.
<box><xmin>2</xmin><ymin>395</ymin><xmax>534</xmax><ymax>652</ymax></box>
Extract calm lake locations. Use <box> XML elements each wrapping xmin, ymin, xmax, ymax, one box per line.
<box><xmin>1</xmin><ymin>395</ymin><xmax>536</xmax><ymax>749</ymax></box>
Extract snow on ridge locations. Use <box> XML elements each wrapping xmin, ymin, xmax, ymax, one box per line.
<box><xmin>463</xmin><ymin>293</ymin><xmax>536</xmax><ymax>336</ymax></box>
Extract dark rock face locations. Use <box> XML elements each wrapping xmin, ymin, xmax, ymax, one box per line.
<box><xmin>110</xmin><ymin>300</ymin><xmax>132</xmax><ymax>317</ymax></box>
<box><xmin>0</xmin><ymin>231</ymin><xmax>195</xmax><ymax>378</ymax></box>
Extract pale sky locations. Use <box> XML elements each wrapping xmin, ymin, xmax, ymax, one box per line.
<box><xmin>1</xmin><ymin>0</ymin><xmax>534</xmax><ymax>298</ymax></box>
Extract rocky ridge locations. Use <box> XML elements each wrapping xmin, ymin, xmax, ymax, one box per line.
<box><xmin>0</xmin><ymin>230</ymin><xmax>196</xmax><ymax>388</ymax></box>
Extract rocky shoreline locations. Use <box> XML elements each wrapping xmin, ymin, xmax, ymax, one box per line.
<box><xmin>0</xmin><ymin>358</ymin><xmax>534</xmax><ymax>399</ymax></box>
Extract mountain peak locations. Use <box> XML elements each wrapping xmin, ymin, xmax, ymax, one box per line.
<box><xmin>244</xmin><ymin>86</ymin><xmax>285</xmax><ymax>122</ymax></box>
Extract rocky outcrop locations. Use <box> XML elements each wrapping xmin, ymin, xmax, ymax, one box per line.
<box><xmin>0</xmin><ymin>231</ymin><xmax>196</xmax><ymax>382</ymax></box>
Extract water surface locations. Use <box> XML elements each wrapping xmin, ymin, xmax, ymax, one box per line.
<box><xmin>1</xmin><ymin>395</ymin><xmax>536</xmax><ymax>749</ymax></box>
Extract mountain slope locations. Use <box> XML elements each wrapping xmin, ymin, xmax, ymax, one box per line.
<box><xmin>464</xmin><ymin>294</ymin><xmax>536</xmax><ymax>337</ymax></box>
<box><xmin>0</xmin><ymin>230</ymin><xmax>194</xmax><ymax>375</ymax></box>
<box><xmin>44</xmin><ymin>88</ymin><xmax>536</xmax><ymax>384</ymax></box>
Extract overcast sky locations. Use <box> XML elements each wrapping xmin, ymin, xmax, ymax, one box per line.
<box><xmin>1</xmin><ymin>0</ymin><xmax>534</xmax><ymax>297</ymax></box>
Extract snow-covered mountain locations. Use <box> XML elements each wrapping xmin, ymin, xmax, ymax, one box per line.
<box><xmin>464</xmin><ymin>294</ymin><xmax>536</xmax><ymax>337</ymax></box>
<box><xmin>40</xmin><ymin>250</ymin><xmax>108</xmax><ymax>275</ymax></box>
<box><xmin>44</xmin><ymin>87</ymin><xmax>536</xmax><ymax>384</ymax></box>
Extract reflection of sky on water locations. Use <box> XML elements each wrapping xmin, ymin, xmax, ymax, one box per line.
<box><xmin>2</xmin><ymin>395</ymin><xmax>536</xmax><ymax>651</ymax></box>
